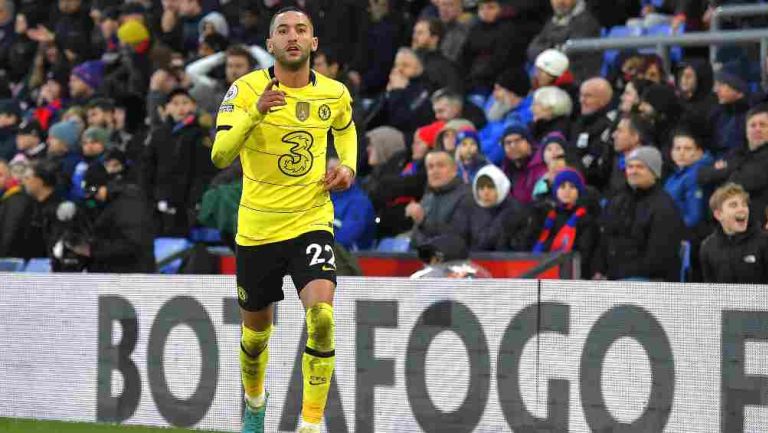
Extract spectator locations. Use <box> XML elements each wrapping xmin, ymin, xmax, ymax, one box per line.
<box><xmin>49</xmin><ymin>0</ymin><xmax>95</xmax><ymax>62</ymax></box>
<box><xmin>46</xmin><ymin>120</ymin><xmax>82</xmax><ymax>181</ymax></box>
<box><xmin>328</xmin><ymin>157</ymin><xmax>376</xmax><ymax>251</ymax></box>
<box><xmin>368</xmin><ymin>47</ymin><xmax>434</xmax><ymax>139</ymax></box>
<box><xmin>436</xmin><ymin>0</ymin><xmax>473</xmax><ymax>63</ymax></box>
<box><xmin>593</xmin><ymin>146</ymin><xmax>684</xmax><ymax>281</ymax></box>
<box><xmin>71</xmin><ymin>163</ymin><xmax>155</xmax><ymax>273</ymax></box>
<box><xmin>532</xmin><ymin>132</ymin><xmax>569</xmax><ymax>199</ymax></box>
<box><xmin>435</xmin><ymin>118</ymin><xmax>476</xmax><ymax>154</ymax></box>
<box><xmin>530</xmin><ymin>86</ymin><xmax>572</xmax><ymax>142</ymax></box>
<box><xmin>478</xmin><ymin>67</ymin><xmax>533</xmax><ymax>165</ymax></box>
<box><xmin>676</xmin><ymin>59</ymin><xmax>715</xmax><ymax>129</ymax></box>
<box><xmin>605</xmin><ymin>114</ymin><xmax>650</xmax><ymax>197</ymax></box>
<box><xmin>664</xmin><ymin>129</ymin><xmax>714</xmax><ymax>230</ymax></box>
<box><xmin>0</xmin><ymin>158</ymin><xmax>32</xmax><ymax>257</ymax></box>
<box><xmin>455</xmin><ymin>129</ymin><xmax>489</xmax><ymax>183</ymax></box>
<box><xmin>198</xmin><ymin>11</ymin><xmax>229</xmax><ymax>41</ymax></box>
<box><xmin>698</xmin><ymin>104</ymin><xmax>768</xmax><ymax>228</ymax></box>
<box><xmin>618</xmin><ymin>78</ymin><xmax>652</xmax><ymax>115</ymax></box>
<box><xmin>571</xmin><ymin>77</ymin><xmax>617</xmax><ymax>188</ymax></box>
<box><xmin>142</xmin><ymin>88</ymin><xmax>217</xmax><ymax>237</ymax></box>
<box><xmin>638</xmin><ymin>83</ymin><xmax>682</xmax><ymax>154</ymax></box>
<box><xmin>409</xmin><ymin>149</ymin><xmax>473</xmax><ymax>248</ymax></box>
<box><xmin>159</xmin><ymin>0</ymin><xmax>204</xmax><ymax>55</ymax></box>
<box><xmin>0</xmin><ymin>99</ymin><xmax>21</xmax><ymax>161</ymax></box>
<box><xmin>411</xmin><ymin>17</ymin><xmax>463</xmax><ymax>93</ymax></box>
<box><xmin>69</xmin><ymin>60</ymin><xmax>105</xmax><ymax>105</ymax></box>
<box><xmin>454</xmin><ymin>163</ymin><xmax>528</xmax><ymax>251</ymax></box>
<box><xmin>636</xmin><ymin>54</ymin><xmax>667</xmax><ymax>84</ymax></box>
<box><xmin>526</xmin><ymin>0</ymin><xmax>602</xmax><ymax>81</ymax></box>
<box><xmin>21</xmin><ymin>160</ymin><xmax>62</xmax><ymax>259</ymax></box>
<box><xmin>459</xmin><ymin>0</ymin><xmax>525</xmax><ymax>95</ymax></box>
<box><xmin>700</xmin><ymin>183</ymin><xmax>768</xmax><ymax>284</ymax></box>
<box><xmin>529</xmin><ymin>167</ymin><xmax>598</xmax><ymax>277</ymax></box>
<box><xmin>186</xmin><ymin>44</ymin><xmax>272</xmax><ymax>114</ymax></box>
<box><xmin>532</xmin><ymin>49</ymin><xmax>575</xmax><ymax>96</ymax></box>
<box><xmin>500</xmin><ymin>124</ymin><xmax>547</xmax><ymax>205</ymax></box>
<box><xmin>411</xmin><ymin>234</ymin><xmax>492</xmax><ymax>278</ymax></box>
<box><xmin>12</xmin><ymin>119</ymin><xmax>46</xmax><ymax>165</ymax></box>
<box><xmin>101</xmin><ymin>19</ymin><xmax>153</xmax><ymax>104</ymax></box>
<box><xmin>347</xmin><ymin>0</ymin><xmax>402</xmax><ymax>96</ymax></box>
<box><xmin>710</xmin><ymin>63</ymin><xmax>750</xmax><ymax>157</ymax></box>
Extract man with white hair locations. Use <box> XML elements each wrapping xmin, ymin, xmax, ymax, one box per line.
<box><xmin>531</xmin><ymin>86</ymin><xmax>573</xmax><ymax>141</ymax></box>
<box><xmin>526</xmin><ymin>0</ymin><xmax>601</xmax><ymax>81</ymax></box>
<box><xmin>571</xmin><ymin>77</ymin><xmax>617</xmax><ymax>188</ymax></box>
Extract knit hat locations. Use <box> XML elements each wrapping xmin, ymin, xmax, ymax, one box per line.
<box><xmin>501</xmin><ymin>123</ymin><xmax>533</xmax><ymax>145</ymax></box>
<box><xmin>442</xmin><ymin>118</ymin><xmax>476</xmax><ymax>133</ymax></box>
<box><xmin>18</xmin><ymin>119</ymin><xmax>43</xmax><ymax>136</ymax></box>
<box><xmin>71</xmin><ymin>60</ymin><xmax>105</xmax><ymax>91</ymax></box>
<box><xmin>535</xmin><ymin>49</ymin><xmax>569</xmax><ymax>77</ymax></box>
<box><xmin>714</xmin><ymin>62</ymin><xmax>749</xmax><ymax>95</ymax></box>
<box><xmin>83</xmin><ymin>162</ymin><xmax>110</xmax><ymax>192</ymax></box>
<box><xmin>0</xmin><ymin>98</ymin><xmax>21</xmax><ymax>117</ymax></box>
<box><xmin>117</xmin><ymin>20</ymin><xmax>150</xmax><ymax>47</ymax></box>
<box><xmin>417</xmin><ymin>121</ymin><xmax>446</xmax><ymax>147</ymax></box>
<box><xmin>541</xmin><ymin>131</ymin><xmax>568</xmax><ymax>150</ymax></box>
<box><xmin>83</xmin><ymin>126</ymin><xmax>110</xmax><ymax>145</ymax></box>
<box><xmin>496</xmin><ymin>67</ymin><xmax>531</xmax><ymax>97</ymax></box>
<box><xmin>199</xmin><ymin>12</ymin><xmax>230</xmax><ymax>39</ymax></box>
<box><xmin>456</xmin><ymin>129</ymin><xmax>479</xmax><ymax>145</ymax></box>
<box><xmin>627</xmin><ymin>146</ymin><xmax>663</xmax><ymax>178</ymax></box>
<box><xmin>552</xmin><ymin>167</ymin><xmax>585</xmax><ymax>198</ymax></box>
<box><xmin>365</xmin><ymin>126</ymin><xmax>405</xmax><ymax>164</ymax></box>
<box><xmin>48</xmin><ymin>120</ymin><xmax>82</xmax><ymax>151</ymax></box>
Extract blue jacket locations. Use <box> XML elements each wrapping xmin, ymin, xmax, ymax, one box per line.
<box><xmin>478</xmin><ymin>95</ymin><xmax>533</xmax><ymax>165</ymax></box>
<box><xmin>331</xmin><ymin>183</ymin><xmax>377</xmax><ymax>251</ymax></box>
<box><xmin>664</xmin><ymin>153</ymin><xmax>714</xmax><ymax>228</ymax></box>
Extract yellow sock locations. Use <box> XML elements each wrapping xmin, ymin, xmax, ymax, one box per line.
<box><xmin>240</xmin><ymin>323</ymin><xmax>272</xmax><ymax>405</ymax></box>
<box><xmin>301</xmin><ymin>303</ymin><xmax>335</xmax><ymax>424</ymax></box>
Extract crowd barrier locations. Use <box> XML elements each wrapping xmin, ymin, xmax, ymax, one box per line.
<box><xmin>1</xmin><ymin>274</ymin><xmax>767</xmax><ymax>432</ymax></box>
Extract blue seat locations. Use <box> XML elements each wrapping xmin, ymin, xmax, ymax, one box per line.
<box><xmin>376</xmin><ymin>237</ymin><xmax>411</xmax><ymax>253</ymax></box>
<box><xmin>0</xmin><ymin>258</ymin><xmax>25</xmax><ymax>272</ymax></box>
<box><xmin>24</xmin><ymin>258</ymin><xmax>52</xmax><ymax>273</ymax></box>
<box><xmin>154</xmin><ymin>237</ymin><xmax>192</xmax><ymax>274</ymax></box>
<box><xmin>679</xmin><ymin>240</ymin><xmax>691</xmax><ymax>282</ymax></box>
<box><xmin>602</xmin><ymin>26</ymin><xmax>644</xmax><ymax>76</ymax></box>
<box><xmin>644</xmin><ymin>23</ymin><xmax>684</xmax><ymax>62</ymax></box>
<box><xmin>188</xmin><ymin>227</ymin><xmax>222</xmax><ymax>243</ymax></box>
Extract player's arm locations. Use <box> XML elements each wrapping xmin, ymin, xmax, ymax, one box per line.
<box><xmin>324</xmin><ymin>85</ymin><xmax>358</xmax><ymax>191</ymax></box>
<box><xmin>211</xmin><ymin>78</ymin><xmax>286</xmax><ymax>168</ymax></box>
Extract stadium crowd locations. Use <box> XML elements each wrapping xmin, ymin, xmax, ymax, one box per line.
<box><xmin>0</xmin><ymin>0</ymin><xmax>766</xmax><ymax>282</ymax></box>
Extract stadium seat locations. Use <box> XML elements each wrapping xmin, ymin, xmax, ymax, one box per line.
<box><xmin>376</xmin><ymin>237</ymin><xmax>411</xmax><ymax>253</ymax></box>
<box><xmin>154</xmin><ymin>237</ymin><xmax>192</xmax><ymax>274</ymax></box>
<box><xmin>0</xmin><ymin>258</ymin><xmax>25</xmax><ymax>272</ymax></box>
<box><xmin>602</xmin><ymin>26</ymin><xmax>644</xmax><ymax>76</ymax></box>
<box><xmin>679</xmin><ymin>240</ymin><xmax>691</xmax><ymax>283</ymax></box>
<box><xmin>189</xmin><ymin>227</ymin><xmax>222</xmax><ymax>243</ymax></box>
<box><xmin>24</xmin><ymin>258</ymin><xmax>52</xmax><ymax>273</ymax></box>
<box><xmin>644</xmin><ymin>23</ymin><xmax>684</xmax><ymax>62</ymax></box>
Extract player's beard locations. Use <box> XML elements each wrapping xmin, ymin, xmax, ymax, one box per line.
<box><xmin>277</xmin><ymin>47</ymin><xmax>311</xmax><ymax>71</ymax></box>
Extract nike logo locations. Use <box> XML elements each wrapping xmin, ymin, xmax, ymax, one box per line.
<box><xmin>269</xmin><ymin>107</ymin><xmax>285</xmax><ymax>113</ymax></box>
<box><xmin>322</xmin><ymin>265</ymin><xmax>335</xmax><ymax>272</ymax></box>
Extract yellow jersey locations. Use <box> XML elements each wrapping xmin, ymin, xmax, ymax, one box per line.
<box><xmin>211</xmin><ymin>67</ymin><xmax>357</xmax><ymax>246</ymax></box>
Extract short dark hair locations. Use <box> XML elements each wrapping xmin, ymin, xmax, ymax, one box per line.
<box><xmin>269</xmin><ymin>6</ymin><xmax>313</xmax><ymax>36</ymax></box>
<box><xmin>314</xmin><ymin>47</ymin><xmax>343</xmax><ymax>68</ymax></box>
<box><xmin>425</xmin><ymin>148</ymin><xmax>456</xmax><ymax>165</ymax></box>
<box><xmin>225</xmin><ymin>44</ymin><xmax>256</xmax><ymax>68</ymax></box>
<box><xmin>747</xmin><ymin>103</ymin><xmax>768</xmax><ymax>122</ymax></box>
<box><xmin>431</xmin><ymin>88</ymin><xmax>463</xmax><ymax>107</ymax></box>
<box><xmin>671</xmin><ymin>127</ymin><xmax>703</xmax><ymax>149</ymax></box>
<box><xmin>418</xmin><ymin>17</ymin><xmax>445</xmax><ymax>42</ymax></box>
<box><xmin>622</xmin><ymin>113</ymin><xmax>652</xmax><ymax>145</ymax></box>
<box><xmin>476</xmin><ymin>175</ymin><xmax>495</xmax><ymax>189</ymax></box>
<box><xmin>29</xmin><ymin>159</ymin><xmax>60</xmax><ymax>188</ymax></box>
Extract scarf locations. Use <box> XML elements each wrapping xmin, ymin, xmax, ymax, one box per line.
<box><xmin>532</xmin><ymin>205</ymin><xmax>587</xmax><ymax>254</ymax></box>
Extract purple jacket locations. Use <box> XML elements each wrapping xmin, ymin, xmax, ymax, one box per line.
<box><xmin>502</xmin><ymin>147</ymin><xmax>547</xmax><ymax>205</ymax></box>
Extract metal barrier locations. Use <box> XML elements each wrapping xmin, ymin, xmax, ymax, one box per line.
<box><xmin>563</xmin><ymin>29</ymin><xmax>768</xmax><ymax>83</ymax></box>
<box><xmin>710</xmin><ymin>3</ymin><xmax>768</xmax><ymax>65</ymax></box>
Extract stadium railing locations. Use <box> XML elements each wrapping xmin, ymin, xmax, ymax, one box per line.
<box><xmin>710</xmin><ymin>3</ymin><xmax>768</xmax><ymax>64</ymax></box>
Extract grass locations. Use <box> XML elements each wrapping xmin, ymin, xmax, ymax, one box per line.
<box><xmin>0</xmin><ymin>418</ymin><xmax>230</xmax><ymax>433</ymax></box>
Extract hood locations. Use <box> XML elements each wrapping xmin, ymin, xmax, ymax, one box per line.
<box><xmin>366</xmin><ymin>126</ymin><xmax>406</xmax><ymax>165</ymax></box>
<box><xmin>472</xmin><ymin>164</ymin><xmax>511</xmax><ymax>207</ymax></box>
<box><xmin>552</xmin><ymin>0</ymin><xmax>586</xmax><ymax>25</ymax></box>
<box><xmin>199</xmin><ymin>12</ymin><xmax>229</xmax><ymax>39</ymax></box>
<box><xmin>678</xmin><ymin>58</ymin><xmax>713</xmax><ymax>102</ymax></box>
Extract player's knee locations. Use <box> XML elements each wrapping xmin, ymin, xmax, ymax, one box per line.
<box><xmin>241</xmin><ymin>323</ymin><xmax>272</xmax><ymax>357</ymax></box>
<box><xmin>306</xmin><ymin>303</ymin><xmax>335</xmax><ymax>352</ymax></box>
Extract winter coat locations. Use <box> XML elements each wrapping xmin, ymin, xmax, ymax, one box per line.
<box><xmin>664</xmin><ymin>153</ymin><xmax>714</xmax><ymax>229</ymax></box>
<box><xmin>700</xmin><ymin>224</ymin><xmax>768</xmax><ymax>284</ymax></box>
<box><xmin>526</xmin><ymin>0</ymin><xmax>602</xmax><ymax>81</ymax></box>
<box><xmin>24</xmin><ymin>193</ymin><xmax>62</xmax><ymax>259</ymax></box>
<box><xmin>331</xmin><ymin>183</ymin><xmax>376</xmax><ymax>251</ymax></box>
<box><xmin>411</xmin><ymin>177</ymin><xmax>473</xmax><ymax>248</ymax></box>
<box><xmin>440</xmin><ymin>19</ymin><xmax>472</xmax><ymax>63</ymax></box>
<box><xmin>678</xmin><ymin>59</ymin><xmax>716</xmax><ymax>133</ymax></box>
<box><xmin>479</xmin><ymin>95</ymin><xmax>533</xmax><ymax>165</ymax></box>
<box><xmin>459</xmin><ymin>18</ymin><xmax>526</xmax><ymax>92</ymax></box>
<box><xmin>372</xmin><ymin>76</ymin><xmax>435</xmax><ymax>139</ymax></box>
<box><xmin>698</xmin><ymin>143</ymin><xmax>768</xmax><ymax>227</ymax></box>
<box><xmin>531</xmin><ymin>115</ymin><xmax>571</xmax><ymax>144</ymax></box>
<box><xmin>502</xmin><ymin>148</ymin><xmax>547</xmax><ymax>205</ymax></box>
<box><xmin>454</xmin><ymin>164</ymin><xmax>528</xmax><ymax>251</ymax></box>
<box><xmin>570</xmin><ymin>107</ymin><xmax>618</xmax><ymax>189</ymax></box>
<box><xmin>0</xmin><ymin>126</ymin><xmax>16</xmax><ymax>161</ymax></box>
<box><xmin>89</xmin><ymin>184</ymin><xmax>155</xmax><ymax>274</ymax></box>
<box><xmin>416</xmin><ymin>49</ymin><xmax>463</xmax><ymax>94</ymax></box>
<box><xmin>594</xmin><ymin>183</ymin><xmax>684</xmax><ymax>281</ymax></box>
<box><xmin>709</xmin><ymin>98</ymin><xmax>749</xmax><ymax>157</ymax></box>
<box><xmin>0</xmin><ymin>186</ymin><xmax>33</xmax><ymax>257</ymax></box>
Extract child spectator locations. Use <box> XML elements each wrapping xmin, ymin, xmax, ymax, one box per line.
<box><xmin>532</xmin><ymin>132</ymin><xmax>568</xmax><ymax>200</ymax></box>
<box><xmin>12</xmin><ymin>119</ymin><xmax>46</xmax><ymax>164</ymax></box>
<box><xmin>455</xmin><ymin>130</ymin><xmax>489</xmax><ymax>184</ymax></box>
<box><xmin>70</xmin><ymin>126</ymin><xmax>109</xmax><ymax>201</ymax></box>
<box><xmin>664</xmin><ymin>129</ymin><xmax>713</xmax><ymax>230</ymax></box>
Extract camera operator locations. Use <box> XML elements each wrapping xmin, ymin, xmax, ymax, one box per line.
<box><xmin>66</xmin><ymin>163</ymin><xmax>155</xmax><ymax>273</ymax></box>
<box><xmin>21</xmin><ymin>159</ymin><xmax>63</xmax><ymax>259</ymax></box>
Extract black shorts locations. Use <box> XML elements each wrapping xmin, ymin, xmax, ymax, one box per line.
<box><xmin>236</xmin><ymin>230</ymin><xmax>337</xmax><ymax>311</ymax></box>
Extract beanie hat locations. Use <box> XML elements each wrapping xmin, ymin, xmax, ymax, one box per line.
<box><xmin>117</xmin><ymin>20</ymin><xmax>150</xmax><ymax>47</ymax></box>
<box><xmin>83</xmin><ymin>162</ymin><xmax>110</xmax><ymax>191</ymax></box>
<box><xmin>627</xmin><ymin>146</ymin><xmax>663</xmax><ymax>179</ymax></box>
<box><xmin>417</xmin><ymin>121</ymin><xmax>446</xmax><ymax>147</ymax></box>
<box><xmin>535</xmin><ymin>49</ymin><xmax>569</xmax><ymax>77</ymax></box>
<box><xmin>501</xmin><ymin>123</ymin><xmax>533</xmax><ymax>145</ymax></box>
<box><xmin>496</xmin><ymin>67</ymin><xmax>531</xmax><ymax>97</ymax></box>
<box><xmin>48</xmin><ymin>120</ymin><xmax>82</xmax><ymax>151</ymax></box>
<box><xmin>83</xmin><ymin>126</ymin><xmax>111</xmax><ymax>145</ymax></box>
<box><xmin>72</xmin><ymin>60</ymin><xmax>105</xmax><ymax>91</ymax></box>
<box><xmin>0</xmin><ymin>98</ymin><xmax>21</xmax><ymax>118</ymax></box>
<box><xmin>456</xmin><ymin>129</ymin><xmax>480</xmax><ymax>145</ymax></box>
<box><xmin>199</xmin><ymin>12</ymin><xmax>230</xmax><ymax>39</ymax></box>
<box><xmin>541</xmin><ymin>131</ymin><xmax>568</xmax><ymax>150</ymax></box>
<box><xmin>714</xmin><ymin>62</ymin><xmax>749</xmax><ymax>95</ymax></box>
<box><xmin>640</xmin><ymin>84</ymin><xmax>681</xmax><ymax>118</ymax></box>
<box><xmin>366</xmin><ymin>126</ymin><xmax>406</xmax><ymax>163</ymax></box>
<box><xmin>552</xmin><ymin>167</ymin><xmax>585</xmax><ymax>198</ymax></box>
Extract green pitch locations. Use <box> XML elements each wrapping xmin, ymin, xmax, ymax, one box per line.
<box><xmin>0</xmin><ymin>418</ymin><xmax>230</xmax><ymax>433</ymax></box>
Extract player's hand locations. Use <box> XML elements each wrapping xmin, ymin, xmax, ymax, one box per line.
<box><xmin>323</xmin><ymin>164</ymin><xmax>354</xmax><ymax>192</ymax></box>
<box><xmin>257</xmin><ymin>78</ymin><xmax>287</xmax><ymax>115</ymax></box>
<box><xmin>405</xmin><ymin>201</ymin><xmax>425</xmax><ymax>224</ymax></box>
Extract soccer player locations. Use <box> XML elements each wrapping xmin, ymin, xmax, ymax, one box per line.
<box><xmin>210</xmin><ymin>7</ymin><xmax>357</xmax><ymax>433</ymax></box>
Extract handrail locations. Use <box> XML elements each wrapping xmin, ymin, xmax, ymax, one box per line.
<box><xmin>519</xmin><ymin>252</ymin><xmax>580</xmax><ymax>279</ymax></box>
<box><xmin>711</xmin><ymin>3</ymin><xmax>768</xmax><ymax>64</ymax></box>
<box><xmin>563</xmin><ymin>29</ymin><xmax>768</xmax><ymax>83</ymax></box>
